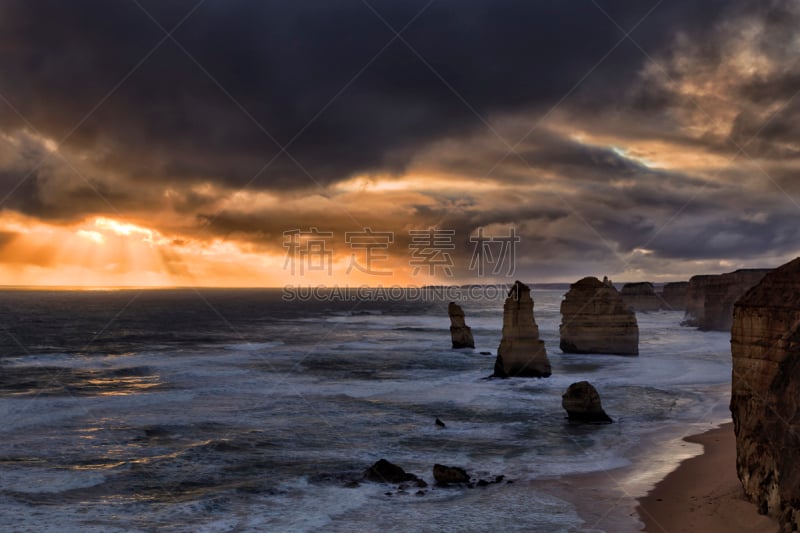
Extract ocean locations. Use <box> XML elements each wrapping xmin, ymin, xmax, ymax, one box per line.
<box><xmin>0</xmin><ymin>287</ymin><xmax>733</xmax><ymax>532</ymax></box>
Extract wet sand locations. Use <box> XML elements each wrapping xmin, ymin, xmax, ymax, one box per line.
<box><xmin>636</xmin><ymin>423</ymin><xmax>778</xmax><ymax>533</ymax></box>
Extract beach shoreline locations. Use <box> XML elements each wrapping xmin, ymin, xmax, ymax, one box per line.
<box><xmin>636</xmin><ymin>422</ymin><xmax>778</xmax><ymax>533</ymax></box>
<box><xmin>541</xmin><ymin>422</ymin><xmax>779</xmax><ymax>532</ymax></box>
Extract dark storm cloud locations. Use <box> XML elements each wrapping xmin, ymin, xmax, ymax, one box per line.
<box><xmin>644</xmin><ymin>211</ymin><xmax>800</xmax><ymax>261</ymax></box>
<box><xmin>0</xmin><ymin>0</ymin><xmax>736</xmax><ymax>196</ymax></box>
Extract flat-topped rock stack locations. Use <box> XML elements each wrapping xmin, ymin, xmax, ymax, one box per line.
<box><xmin>684</xmin><ymin>269</ymin><xmax>771</xmax><ymax>330</ymax></box>
<box><xmin>493</xmin><ymin>281</ymin><xmax>551</xmax><ymax>378</ymax></box>
<box><xmin>730</xmin><ymin>257</ymin><xmax>800</xmax><ymax>530</ymax></box>
<box><xmin>659</xmin><ymin>281</ymin><xmax>689</xmax><ymax>311</ymax></box>
<box><xmin>560</xmin><ymin>276</ymin><xmax>638</xmax><ymax>355</ymax></box>
<box><xmin>621</xmin><ymin>282</ymin><xmax>662</xmax><ymax>311</ymax></box>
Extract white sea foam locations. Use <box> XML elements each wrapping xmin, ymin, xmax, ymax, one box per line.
<box><xmin>0</xmin><ymin>289</ymin><xmax>734</xmax><ymax>532</ymax></box>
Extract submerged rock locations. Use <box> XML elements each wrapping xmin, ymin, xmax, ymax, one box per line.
<box><xmin>730</xmin><ymin>257</ymin><xmax>800</xmax><ymax>529</ymax></box>
<box><xmin>448</xmin><ymin>302</ymin><xmax>475</xmax><ymax>349</ymax></box>
<box><xmin>683</xmin><ymin>269</ymin><xmax>771</xmax><ymax>330</ymax></box>
<box><xmin>562</xmin><ymin>381</ymin><xmax>612</xmax><ymax>423</ymax></box>
<box><xmin>620</xmin><ymin>282</ymin><xmax>662</xmax><ymax>311</ymax></box>
<box><xmin>364</xmin><ymin>459</ymin><xmax>419</xmax><ymax>484</ymax></box>
<box><xmin>559</xmin><ymin>276</ymin><xmax>638</xmax><ymax>355</ymax></box>
<box><xmin>493</xmin><ymin>281</ymin><xmax>551</xmax><ymax>378</ymax></box>
<box><xmin>433</xmin><ymin>464</ymin><xmax>470</xmax><ymax>485</ymax></box>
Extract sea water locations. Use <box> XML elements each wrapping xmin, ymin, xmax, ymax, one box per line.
<box><xmin>0</xmin><ymin>288</ymin><xmax>732</xmax><ymax>532</ymax></box>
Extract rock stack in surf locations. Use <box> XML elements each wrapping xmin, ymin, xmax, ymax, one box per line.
<box><xmin>493</xmin><ymin>281</ymin><xmax>551</xmax><ymax>378</ymax></box>
<box><xmin>448</xmin><ymin>302</ymin><xmax>475</xmax><ymax>349</ymax></box>
<box><xmin>561</xmin><ymin>381</ymin><xmax>612</xmax><ymax>423</ymax></box>
<box><xmin>560</xmin><ymin>276</ymin><xmax>638</xmax><ymax>355</ymax></box>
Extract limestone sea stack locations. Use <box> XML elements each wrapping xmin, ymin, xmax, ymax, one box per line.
<box><xmin>493</xmin><ymin>281</ymin><xmax>551</xmax><ymax>378</ymax></box>
<box><xmin>730</xmin><ymin>257</ymin><xmax>800</xmax><ymax>529</ymax></box>
<box><xmin>559</xmin><ymin>277</ymin><xmax>638</xmax><ymax>355</ymax></box>
<box><xmin>448</xmin><ymin>302</ymin><xmax>475</xmax><ymax>349</ymax></box>
<box><xmin>684</xmin><ymin>269</ymin><xmax>771</xmax><ymax>330</ymax></box>
<box><xmin>620</xmin><ymin>282</ymin><xmax>662</xmax><ymax>311</ymax></box>
<box><xmin>562</xmin><ymin>381</ymin><xmax>612</xmax><ymax>423</ymax></box>
<box><xmin>659</xmin><ymin>281</ymin><xmax>689</xmax><ymax>310</ymax></box>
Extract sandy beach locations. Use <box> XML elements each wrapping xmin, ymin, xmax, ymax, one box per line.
<box><xmin>636</xmin><ymin>423</ymin><xmax>778</xmax><ymax>533</ymax></box>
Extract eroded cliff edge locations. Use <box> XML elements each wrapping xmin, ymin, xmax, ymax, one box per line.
<box><xmin>731</xmin><ymin>257</ymin><xmax>800</xmax><ymax>530</ymax></box>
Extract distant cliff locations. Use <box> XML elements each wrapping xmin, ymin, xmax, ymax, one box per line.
<box><xmin>659</xmin><ymin>281</ymin><xmax>688</xmax><ymax>311</ymax></box>
<box><xmin>683</xmin><ymin>269</ymin><xmax>771</xmax><ymax>331</ymax></box>
<box><xmin>731</xmin><ymin>257</ymin><xmax>800</xmax><ymax>530</ymax></box>
<box><xmin>620</xmin><ymin>282</ymin><xmax>661</xmax><ymax>311</ymax></box>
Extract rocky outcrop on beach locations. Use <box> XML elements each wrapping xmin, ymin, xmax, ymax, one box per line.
<box><xmin>730</xmin><ymin>258</ymin><xmax>800</xmax><ymax>530</ymax></box>
<box><xmin>562</xmin><ymin>381</ymin><xmax>612</xmax><ymax>423</ymax></box>
<box><xmin>448</xmin><ymin>302</ymin><xmax>475</xmax><ymax>349</ymax></box>
<box><xmin>433</xmin><ymin>464</ymin><xmax>470</xmax><ymax>485</ymax></box>
<box><xmin>559</xmin><ymin>277</ymin><xmax>638</xmax><ymax>355</ymax></box>
<box><xmin>659</xmin><ymin>281</ymin><xmax>689</xmax><ymax>311</ymax></box>
<box><xmin>621</xmin><ymin>282</ymin><xmax>662</xmax><ymax>311</ymax></box>
<box><xmin>493</xmin><ymin>281</ymin><xmax>551</xmax><ymax>378</ymax></box>
<box><xmin>364</xmin><ymin>459</ymin><xmax>420</xmax><ymax>484</ymax></box>
<box><xmin>684</xmin><ymin>269</ymin><xmax>771</xmax><ymax>331</ymax></box>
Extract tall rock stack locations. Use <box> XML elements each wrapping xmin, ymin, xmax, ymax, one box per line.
<box><xmin>620</xmin><ymin>282</ymin><xmax>662</xmax><ymax>311</ymax></box>
<box><xmin>560</xmin><ymin>277</ymin><xmax>638</xmax><ymax>355</ymax></box>
<box><xmin>731</xmin><ymin>257</ymin><xmax>800</xmax><ymax>530</ymax></box>
<box><xmin>493</xmin><ymin>281</ymin><xmax>551</xmax><ymax>378</ymax></box>
<box><xmin>684</xmin><ymin>269</ymin><xmax>771</xmax><ymax>330</ymax></box>
<box><xmin>448</xmin><ymin>302</ymin><xmax>475</xmax><ymax>349</ymax></box>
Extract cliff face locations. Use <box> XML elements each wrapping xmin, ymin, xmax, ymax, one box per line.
<box><xmin>731</xmin><ymin>258</ymin><xmax>800</xmax><ymax>530</ymax></box>
<box><xmin>448</xmin><ymin>302</ymin><xmax>475</xmax><ymax>349</ymax></box>
<box><xmin>683</xmin><ymin>274</ymin><xmax>715</xmax><ymax>326</ymax></box>
<box><xmin>621</xmin><ymin>282</ymin><xmax>662</xmax><ymax>311</ymax></box>
<box><xmin>494</xmin><ymin>281</ymin><xmax>551</xmax><ymax>378</ymax></box>
<box><xmin>684</xmin><ymin>269</ymin><xmax>771</xmax><ymax>330</ymax></box>
<box><xmin>659</xmin><ymin>281</ymin><xmax>689</xmax><ymax>311</ymax></box>
<box><xmin>560</xmin><ymin>277</ymin><xmax>638</xmax><ymax>355</ymax></box>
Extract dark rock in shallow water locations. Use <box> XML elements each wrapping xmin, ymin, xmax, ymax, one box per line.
<box><xmin>364</xmin><ymin>459</ymin><xmax>419</xmax><ymax>484</ymax></box>
<box><xmin>561</xmin><ymin>381</ymin><xmax>613</xmax><ymax>424</ymax></box>
<box><xmin>433</xmin><ymin>464</ymin><xmax>470</xmax><ymax>485</ymax></box>
<box><xmin>480</xmin><ymin>351</ymin><xmax>491</xmax><ymax>355</ymax></box>
<box><xmin>448</xmin><ymin>302</ymin><xmax>475</xmax><ymax>349</ymax></box>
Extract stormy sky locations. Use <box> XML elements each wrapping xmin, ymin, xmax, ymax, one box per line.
<box><xmin>0</xmin><ymin>0</ymin><xmax>798</xmax><ymax>286</ymax></box>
